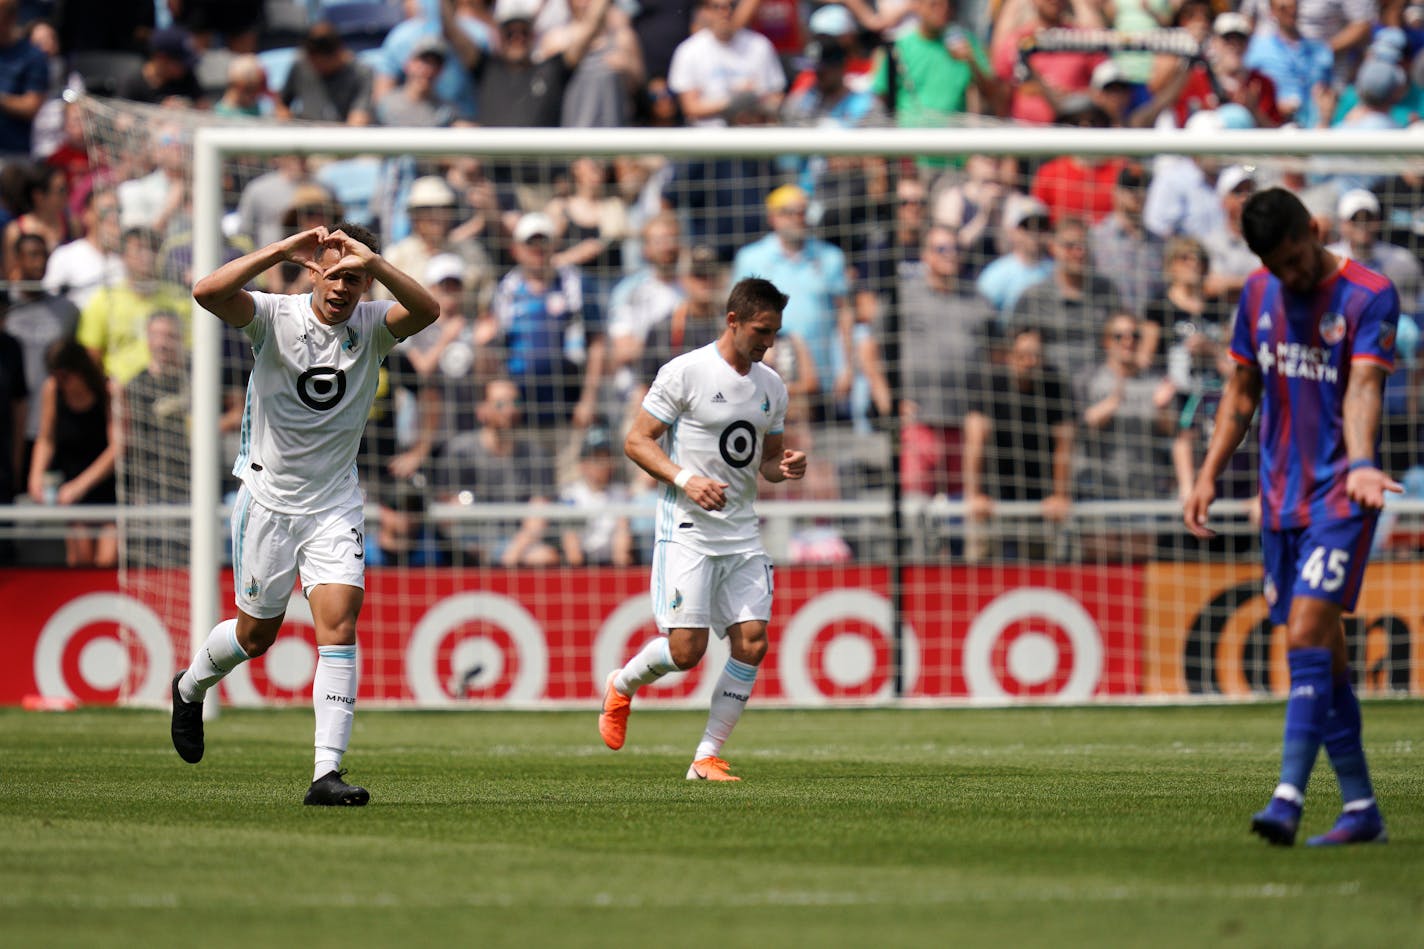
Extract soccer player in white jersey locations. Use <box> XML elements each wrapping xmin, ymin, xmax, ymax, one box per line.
<box><xmin>599</xmin><ymin>277</ymin><xmax>807</xmax><ymax>781</ymax></box>
<box><xmin>170</xmin><ymin>221</ymin><xmax>438</xmax><ymax>805</ymax></box>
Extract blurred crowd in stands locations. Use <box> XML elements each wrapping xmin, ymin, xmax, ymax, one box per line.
<box><xmin>1</xmin><ymin>0</ymin><xmax>1424</xmax><ymax>568</ymax></box>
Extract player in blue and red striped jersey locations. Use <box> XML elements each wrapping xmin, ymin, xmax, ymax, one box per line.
<box><xmin>1184</xmin><ymin>187</ymin><xmax>1400</xmax><ymax>847</ymax></box>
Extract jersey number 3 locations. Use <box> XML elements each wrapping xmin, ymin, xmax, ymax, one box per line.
<box><xmin>1301</xmin><ymin>546</ymin><xmax>1349</xmax><ymax>593</ymax></box>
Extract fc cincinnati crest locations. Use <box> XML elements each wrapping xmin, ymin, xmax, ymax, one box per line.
<box><xmin>1319</xmin><ymin>312</ymin><xmax>1346</xmax><ymax>346</ymax></box>
<box><xmin>1257</xmin><ymin>312</ymin><xmax>1273</xmax><ymax>333</ymax></box>
<box><xmin>1380</xmin><ymin>321</ymin><xmax>1397</xmax><ymax>351</ymax></box>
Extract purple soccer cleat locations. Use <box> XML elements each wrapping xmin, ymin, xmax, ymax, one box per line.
<box><xmin>1250</xmin><ymin>796</ymin><xmax>1303</xmax><ymax>846</ymax></box>
<box><xmin>1306</xmin><ymin>805</ymin><xmax>1388</xmax><ymax>847</ymax></box>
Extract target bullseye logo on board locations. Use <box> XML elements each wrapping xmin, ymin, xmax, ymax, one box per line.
<box><xmin>405</xmin><ymin>592</ymin><xmax>548</xmax><ymax>706</ymax></box>
<box><xmin>962</xmin><ymin>589</ymin><xmax>1103</xmax><ymax>700</ymax></box>
<box><xmin>33</xmin><ymin>593</ymin><xmax>173</xmax><ymax>704</ymax></box>
<box><xmin>777</xmin><ymin>590</ymin><xmax>918</xmax><ymax>704</ymax></box>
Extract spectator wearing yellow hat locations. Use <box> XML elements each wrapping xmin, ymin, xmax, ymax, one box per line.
<box><xmin>731</xmin><ymin>185</ymin><xmax>853</xmax><ymax>424</ymax></box>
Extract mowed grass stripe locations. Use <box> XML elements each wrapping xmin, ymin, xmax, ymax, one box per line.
<box><xmin>1</xmin><ymin>705</ymin><xmax>1419</xmax><ymax>948</ymax></box>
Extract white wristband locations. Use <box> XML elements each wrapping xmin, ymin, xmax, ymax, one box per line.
<box><xmin>673</xmin><ymin>468</ymin><xmax>694</xmax><ymax>490</ymax></box>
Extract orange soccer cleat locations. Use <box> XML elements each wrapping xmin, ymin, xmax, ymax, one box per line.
<box><xmin>598</xmin><ymin>671</ymin><xmax>632</xmax><ymax>750</ymax></box>
<box><xmin>685</xmin><ymin>756</ymin><xmax>741</xmax><ymax>781</ymax></box>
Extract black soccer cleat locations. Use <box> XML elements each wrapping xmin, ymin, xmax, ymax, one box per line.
<box><xmin>170</xmin><ymin>672</ymin><xmax>204</xmax><ymax>764</ymax></box>
<box><xmin>304</xmin><ymin>770</ymin><xmax>370</xmax><ymax>807</ymax></box>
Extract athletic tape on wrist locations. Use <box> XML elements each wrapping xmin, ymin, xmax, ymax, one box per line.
<box><xmin>673</xmin><ymin>469</ymin><xmax>694</xmax><ymax>490</ymax></box>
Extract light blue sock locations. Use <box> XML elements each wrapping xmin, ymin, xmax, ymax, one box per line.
<box><xmin>694</xmin><ymin>658</ymin><xmax>759</xmax><ymax>761</ymax></box>
<box><xmin>1323</xmin><ymin>674</ymin><xmax>1375</xmax><ymax>807</ymax></box>
<box><xmin>1278</xmin><ymin>647</ymin><xmax>1333</xmax><ymax>799</ymax></box>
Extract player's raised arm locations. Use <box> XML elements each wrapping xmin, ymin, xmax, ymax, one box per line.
<box><xmin>1184</xmin><ymin>360</ymin><xmax>1261</xmax><ymax>538</ymax></box>
<box><xmin>1343</xmin><ymin>362</ymin><xmax>1403</xmax><ymax>510</ymax></box>
<box><xmin>193</xmin><ymin>227</ymin><xmax>331</xmax><ymax>328</ymax></box>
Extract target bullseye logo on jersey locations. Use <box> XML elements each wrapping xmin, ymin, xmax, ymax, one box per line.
<box><xmin>719</xmin><ymin>421</ymin><xmax>757</xmax><ymax>468</ymax></box>
<box><xmin>297</xmin><ymin>366</ymin><xmax>348</xmax><ymax>410</ymax></box>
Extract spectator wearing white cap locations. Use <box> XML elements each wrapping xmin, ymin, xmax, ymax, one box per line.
<box><xmin>1143</xmin><ymin>111</ymin><xmax>1244</xmax><ymax>241</ymax></box>
<box><xmin>1327</xmin><ymin>189</ymin><xmax>1423</xmax><ymax>314</ymax></box>
<box><xmin>1199</xmin><ymin>165</ymin><xmax>1260</xmax><ymax>302</ymax></box>
<box><xmin>490</xmin><ymin>211</ymin><xmax>606</xmax><ymax>430</ymax></box>
<box><xmin>976</xmin><ymin>197</ymin><xmax>1055</xmax><ymax>320</ymax></box>
<box><xmin>1173</xmin><ymin>12</ymin><xmax>1284</xmax><ymax>129</ymax></box>
<box><xmin>401</xmin><ymin>252</ymin><xmax>498</xmax><ymax>441</ymax></box>
<box><xmin>378</xmin><ymin>175</ymin><xmax>496</xmax><ymax>308</ymax></box>
<box><xmin>1325</xmin><ymin>184</ymin><xmax>1424</xmax><ymax>475</ymax></box>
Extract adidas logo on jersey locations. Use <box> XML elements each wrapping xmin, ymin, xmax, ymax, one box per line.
<box><xmin>711</xmin><ymin>392</ymin><xmax>727</xmax><ymax>403</ymax></box>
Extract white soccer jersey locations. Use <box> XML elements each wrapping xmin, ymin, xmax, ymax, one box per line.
<box><xmin>232</xmin><ymin>291</ymin><xmax>398</xmax><ymax>515</ymax></box>
<box><xmin>643</xmin><ymin>342</ymin><xmax>788</xmax><ymax>556</ymax></box>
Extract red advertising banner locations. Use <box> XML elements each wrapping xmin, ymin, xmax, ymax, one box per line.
<box><xmin>0</xmin><ymin>565</ymin><xmax>1143</xmax><ymax>707</ymax></box>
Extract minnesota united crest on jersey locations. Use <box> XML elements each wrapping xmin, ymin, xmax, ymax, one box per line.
<box><xmin>233</xmin><ymin>291</ymin><xmax>398</xmax><ymax>514</ymax></box>
<box><xmin>643</xmin><ymin>343</ymin><xmax>789</xmax><ymax>555</ymax></box>
<box><xmin>1230</xmin><ymin>259</ymin><xmax>1398</xmax><ymax>530</ymax></box>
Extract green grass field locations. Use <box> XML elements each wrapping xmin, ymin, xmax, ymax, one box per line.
<box><xmin>2</xmin><ymin>703</ymin><xmax>1420</xmax><ymax>948</ymax></box>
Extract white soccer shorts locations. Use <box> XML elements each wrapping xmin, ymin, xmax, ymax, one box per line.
<box><xmin>230</xmin><ymin>482</ymin><xmax>366</xmax><ymax>619</ymax></box>
<box><xmin>651</xmin><ymin>541</ymin><xmax>773</xmax><ymax>636</ymax></box>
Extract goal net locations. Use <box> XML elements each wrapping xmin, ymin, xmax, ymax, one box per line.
<box><xmin>72</xmin><ymin>94</ymin><xmax>1424</xmax><ymax>707</ymax></box>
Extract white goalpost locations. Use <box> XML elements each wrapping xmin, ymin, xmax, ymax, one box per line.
<box><xmin>173</xmin><ymin>122</ymin><xmax>1424</xmax><ymax>707</ymax></box>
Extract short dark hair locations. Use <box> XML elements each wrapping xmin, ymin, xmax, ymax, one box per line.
<box><xmin>332</xmin><ymin>220</ymin><xmax>380</xmax><ymax>255</ymax></box>
<box><xmin>726</xmin><ymin>277</ymin><xmax>789</xmax><ymax>322</ymax></box>
<box><xmin>316</xmin><ymin>220</ymin><xmax>382</xmax><ymax>266</ymax></box>
<box><xmin>1241</xmin><ymin>187</ymin><xmax>1312</xmax><ymax>258</ymax></box>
